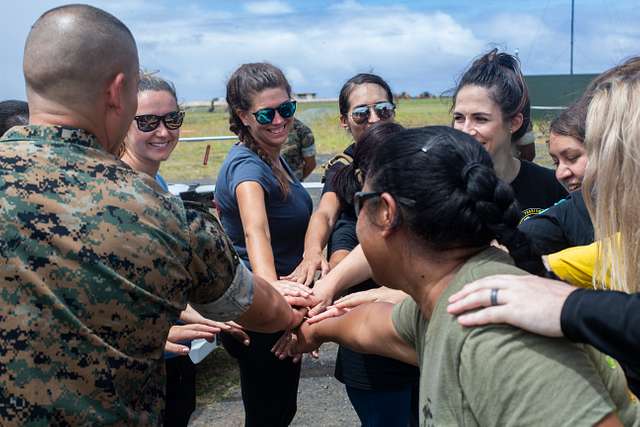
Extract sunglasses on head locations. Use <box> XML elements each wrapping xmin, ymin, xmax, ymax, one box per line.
<box><xmin>252</xmin><ymin>100</ymin><xmax>297</xmax><ymax>125</ymax></box>
<box><xmin>134</xmin><ymin>111</ymin><xmax>185</xmax><ymax>132</ymax></box>
<box><xmin>350</xmin><ymin>101</ymin><xmax>396</xmax><ymax>125</ymax></box>
<box><xmin>353</xmin><ymin>190</ymin><xmax>416</xmax><ymax>218</ymax></box>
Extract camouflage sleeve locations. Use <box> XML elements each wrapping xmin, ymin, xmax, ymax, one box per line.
<box><xmin>299</xmin><ymin>123</ymin><xmax>316</xmax><ymax>157</ymax></box>
<box><xmin>185</xmin><ymin>207</ymin><xmax>253</xmax><ymax>321</ymax></box>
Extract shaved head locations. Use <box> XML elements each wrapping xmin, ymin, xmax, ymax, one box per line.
<box><xmin>24</xmin><ymin>4</ymin><xmax>139</xmax><ymax>106</ymax></box>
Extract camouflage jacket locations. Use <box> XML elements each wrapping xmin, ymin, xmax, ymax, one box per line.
<box><xmin>281</xmin><ymin>118</ymin><xmax>316</xmax><ymax>180</ymax></box>
<box><xmin>0</xmin><ymin>126</ymin><xmax>252</xmax><ymax>426</ymax></box>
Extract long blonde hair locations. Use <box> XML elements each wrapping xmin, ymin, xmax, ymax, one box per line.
<box><xmin>582</xmin><ymin>57</ymin><xmax>640</xmax><ymax>293</ymax></box>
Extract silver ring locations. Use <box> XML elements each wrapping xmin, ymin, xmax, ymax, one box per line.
<box><xmin>490</xmin><ymin>288</ymin><xmax>499</xmax><ymax>306</ymax></box>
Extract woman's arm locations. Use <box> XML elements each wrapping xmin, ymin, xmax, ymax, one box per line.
<box><xmin>308</xmin><ymin>244</ymin><xmax>373</xmax><ymax>316</ymax></box>
<box><xmin>283</xmin><ymin>192</ymin><xmax>342</xmax><ymax>285</ymax></box>
<box><xmin>276</xmin><ymin>302</ymin><xmax>417</xmax><ymax>366</ymax></box>
<box><xmin>236</xmin><ymin>181</ymin><xmax>277</xmax><ymax>281</ymax></box>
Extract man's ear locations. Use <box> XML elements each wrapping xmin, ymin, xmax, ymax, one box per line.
<box><xmin>510</xmin><ymin>112</ymin><xmax>524</xmax><ymax>135</ymax></box>
<box><xmin>106</xmin><ymin>72</ymin><xmax>126</xmax><ymax>113</ymax></box>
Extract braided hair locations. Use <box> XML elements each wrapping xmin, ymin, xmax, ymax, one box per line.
<box><xmin>226</xmin><ymin>63</ymin><xmax>292</xmax><ymax>197</ymax></box>
<box><xmin>366</xmin><ymin>126</ymin><xmax>521</xmax><ymax>250</ymax></box>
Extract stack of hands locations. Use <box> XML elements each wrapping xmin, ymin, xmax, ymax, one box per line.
<box><xmin>272</xmin><ymin>257</ymin><xmax>407</xmax><ymax>362</ymax></box>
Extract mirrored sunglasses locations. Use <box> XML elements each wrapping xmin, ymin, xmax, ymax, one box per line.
<box><xmin>350</xmin><ymin>101</ymin><xmax>396</xmax><ymax>125</ymax></box>
<box><xmin>134</xmin><ymin>111</ymin><xmax>185</xmax><ymax>132</ymax></box>
<box><xmin>253</xmin><ymin>100</ymin><xmax>297</xmax><ymax>125</ymax></box>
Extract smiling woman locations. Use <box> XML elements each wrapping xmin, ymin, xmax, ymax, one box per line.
<box><xmin>214</xmin><ymin>62</ymin><xmax>313</xmax><ymax>427</ymax></box>
<box><xmin>121</xmin><ymin>72</ymin><xmax>183</xmax><ymax>189</ymax></box>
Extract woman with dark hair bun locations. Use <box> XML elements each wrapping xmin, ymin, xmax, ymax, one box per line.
<box><xmin>215</xmin><ymin>62</ymin><xmax>315</xmax><ymax>426</ymax></box>
<box><xmin>319</xmin><ymin>121</ymin><xmax>419</xmax><ymax>427</ymax></box>
<box><xmin>276</xmin><ymin>126</ymin><xmax>637</xmax><ymax>426</ymax></box>
<box><xmin>452</xmin><ymin>49</ymin><xmax>567</xmax><ymax>221</ymax></box>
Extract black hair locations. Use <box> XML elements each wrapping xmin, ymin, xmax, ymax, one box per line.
<box><xmin>226</xmin><ymin>62</ymin><xmax>292</xmax><ymax>197</ymax></box>
<box><xmin>338</xmin><ymin>73</ymin><xmax>393</xmax><ymax>116</ymax></box>
<box><xmin>453</xmin><ymin>49</ymin><xmax>531</xmax><ymax>142</ymax></box>
<box><xmin>366</xmin><ymin>126</ymin><xmax>521</xmax><ymax>250</ymax></box>
<box><xmin>0</xmin><ymin>100</ymin><xmax>29</xmax><ymax>135</ymax></box>
<box><xmin>333</xmin><ymin>122</ymin><xmax>405</xmax><ymax>209</ymax></box>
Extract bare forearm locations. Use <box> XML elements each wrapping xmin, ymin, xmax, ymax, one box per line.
<box><xmin>303</xmin><ymin>212</ymin><xmax>334</xmax><ymax>257</ymax></box>
<box><xmin>306</xmin><ymin>303</ymin><xmax>416</xmax><ymax>365</ymax></box>
<box><xmin>317</xmin><ymin>245</ymin><xmax>372</xmax><ymax>296</ymax></box>
<box><xmin>236</xmin><ymin>275</ymin><xmax>295</xmax><ymax>332</ymax></box>
<box><xmin>245</xmin><ymin>231</ymin><xmax>278</xmax><ymax>281</ymax></box>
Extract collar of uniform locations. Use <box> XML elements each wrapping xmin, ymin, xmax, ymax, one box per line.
<box><xmin>2</xmin><ymin>125</ymin><xmax>102</xmax><ymax>150</ymax></box>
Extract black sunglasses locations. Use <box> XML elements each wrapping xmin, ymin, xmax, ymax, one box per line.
<box><xmin>350</xmin><ymin>101</ymin><xmax>396</xmax><ymax>125</ymax></box>
<box><xmin>134</xmin><ymin>111</ymin><xmax>185</xmax><ymax>132</ymax></box>
<box><xmin>353</xmin><ymin>190</ymin><xmax>416</xmax><ymax>218</ymax></box>
<box><xmin>253</xmin><ymin>100</ymin><xmax>297</xmax><ymax>125</ymax></box>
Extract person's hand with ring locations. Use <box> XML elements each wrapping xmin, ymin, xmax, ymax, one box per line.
<box><xmin>446</xmin><ymin>274</ymin><xmax>578</xmax><ymax>337</ymax></box>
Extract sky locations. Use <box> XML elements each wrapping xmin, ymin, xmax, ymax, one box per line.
<box><xmin>2</xmin><ymin>0</ymin><xmax>639</xmax><ymax>101</ymax></box>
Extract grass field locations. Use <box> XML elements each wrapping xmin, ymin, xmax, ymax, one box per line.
<box><xmin>160</xmin><ymin>98</ymin><xmax>554</xmax><ymax>183</ymax></box>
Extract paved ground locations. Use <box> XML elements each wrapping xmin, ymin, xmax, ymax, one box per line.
<box><xmin>188</xmin><ymin>343</ymin><xmax>359</xmax><ymax>426</ymax></box>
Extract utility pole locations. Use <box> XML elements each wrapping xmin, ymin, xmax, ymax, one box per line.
<box><xmin>570</xmin><ymin>0</ymin><xmax>575</xmax><ymax>75</ymax></box>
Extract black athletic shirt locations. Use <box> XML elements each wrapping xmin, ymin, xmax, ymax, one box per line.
<box><xmin>518</xmin><ymin>190</ymin><xmax>594</xmax><ymax>256</ymax></box>
<box><xmin>561</xmin><ymin>289</ymin><xmax>640</xmax><ymax>396</ymax></box>
<box><xmin>511</xmin><ymin>160</ymin><xmax>568</xmax><ymax>223</ymax></box>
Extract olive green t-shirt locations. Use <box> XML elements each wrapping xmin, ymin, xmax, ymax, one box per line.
<box><xmin>392</xmin><ymin>247</ymin><xmax>639</xmax><ymax>426</ymax></box>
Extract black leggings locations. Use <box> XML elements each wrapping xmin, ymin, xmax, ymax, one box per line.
<box><xmin>220</xmin><ymin>331</ymin><xmax>301</xmax><ymax>427</ymax></box>
<box><xmin>164</xmin><ymin>356</ymin><xmax>196</xmax><ymax>427</ymax></box>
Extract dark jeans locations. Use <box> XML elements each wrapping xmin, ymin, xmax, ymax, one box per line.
<box><xmin>346</xmin><ymin>383</ymin><xmax>419</xmax><ymax>427</ymax></box>
<box><xmin>164</xmin><ymin>356</ymin><xmax>196</xmax><ymax>427</ymax></box>
<box><xmin>221</xmin><ymin>331</ymin><xmax>301</xmax><ymax>427</ymax></box>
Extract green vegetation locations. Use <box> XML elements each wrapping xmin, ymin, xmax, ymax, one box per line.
<box><xmin>160</xmin><ymin>98</ymin><xmax>554</xmax><ymax>183</ymax></box>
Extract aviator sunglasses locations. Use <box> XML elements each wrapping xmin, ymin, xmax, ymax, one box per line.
<box><xmin>134</xmin><ymin>111</ymin><xmax>185</xmax><ymax>132</ymax></box>
<box><xmin>350</xmin><ymin>101</ymin><xmax>396</xmax><ymax>125</ymax></box>
<box><xmin>252</xmin><ymin>100</ymin><xmax>297</xmax><ymax>125</ymax></box>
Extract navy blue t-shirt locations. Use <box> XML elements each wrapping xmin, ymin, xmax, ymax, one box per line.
<box><xmin>215</xmin><ymin>144</ymin><xmax>312</xmax><ymax>277</ymax></box>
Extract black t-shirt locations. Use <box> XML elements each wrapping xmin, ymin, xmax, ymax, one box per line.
<box><xmin>328</xmin><ymin>217</ymin><xmax>419</xmax><ymax>390</ymax></box>
<box><xmin>511</xmin><ymin>160</ymin><xmax>568</xmax><ymax>222</ymax></box>
<box><xmin>518</xmin><ymin>190</ymin><xmax>594</xmax><ymax>256</ymax></box>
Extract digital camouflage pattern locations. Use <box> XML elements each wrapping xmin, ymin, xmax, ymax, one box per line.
<box><xmin>281</xmin><ymin>118</ymin><xmax>316</xmax><ymax>180</ymax></box>
<box><xmin>0</xmin><ymin>125</ymin><xmax>251</xmax><ymax>426</ymax></box>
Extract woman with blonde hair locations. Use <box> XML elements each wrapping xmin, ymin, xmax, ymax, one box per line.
<box><xmin>448</xmin><ymin>56</ymin><xmax>640</xmax><ymax>396</ymax></box>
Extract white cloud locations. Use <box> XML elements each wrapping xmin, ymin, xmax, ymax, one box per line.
<box><xmin>244</xmin><ymin>1</ymin><xmax>293</xmax><ymax>16</ymax></box>
<box><xmin>2</xmin><ymin>1</ymin><xmax>638</xmax><ymax>102</ymax></box>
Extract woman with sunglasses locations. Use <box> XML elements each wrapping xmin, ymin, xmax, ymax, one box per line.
<box><xmin>214</xmin><ymin>62</ymin><xmax>314</xmax><ymax>427</ymax></box>
<box><xmin>122</xmin><ymin>72</ymin><xmax>229</xmax><ymax>427</ymax></box>
<box><xmin>276</xmin><ymin>126</ymin><xmax>638</xmax><ymax>426</ymax></box>
<box><xmin>285</xmin><ymin>73</ymin><xmax>396</xmax><ymax>287</ymax></box>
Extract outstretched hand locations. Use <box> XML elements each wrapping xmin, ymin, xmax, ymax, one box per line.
<box><xmin>165</xmin><ymin>323</ymin><xmax>221</xmax><ymax>355</ymax></box>
<box><xmin>447</xmin><ymin>274</ymin><xmax>577</xmax><ymax>337</ymax></box>
<box><xmin>271</xmin><ymin>322</ymin><xmax>321</xmax><ymax>361</ymax></box>
<box><xmin>281</xmin><ymin>253</ymin><xmax>330</xmax><ymax>287</ymax></box>
<box><xmin>332</xmin><ymin>287</ymin><xmax>408</xmax><ymax>309</ymax></box>
<box><xmin>271</xmin><ymin>279</ymin><xmax>319</xmax><ymax>308</ymax></box>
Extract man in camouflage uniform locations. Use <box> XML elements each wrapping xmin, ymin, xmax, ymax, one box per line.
<box><xmin>0</xmin><ymin>5</ymin><xmax>301</xmax><ymax>426</ymax></box>
<box><xmin>281</xmin><ymin>118</ymin><xmax>317</xmax><ymax>181</ymax></box>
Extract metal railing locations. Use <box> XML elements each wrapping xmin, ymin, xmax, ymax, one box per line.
<box><xmin>179</xmin><ymin>136</ymin><xmax>237</xmax><ymax>143</ymax></box>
